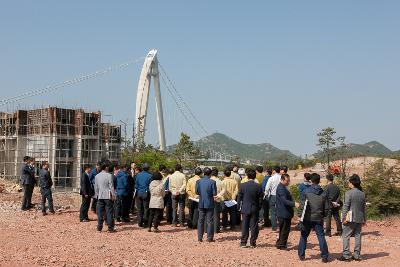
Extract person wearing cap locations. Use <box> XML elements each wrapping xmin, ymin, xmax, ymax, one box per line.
<box><xmin>169</xmin><ymin>164</ymin><xmax>187</xmax><ymax>227</ymax></box>
<box><xmin>134</xmin><ymin>163</ymin><xmax>152</xmax><ymax>227</ymax></box>
<box><xmin>186</xmin><ymin>167</ymin><xmax>202</xmax><ymax>229</ymax></box>
<box><xmin>196</xmin><ymin>167</ymin><xmax>217</xmax><ymax>242</ymax></box>
<box><xmin>338</xmin><ymin>174</ymin><xmax>366</xmax><ymax>262</ymax></box>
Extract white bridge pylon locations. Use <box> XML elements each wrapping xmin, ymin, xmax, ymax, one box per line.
<box><xmin>135</xmin><ymin>49</ymin><xmax>166</xmax><ymax>151</ymax></box>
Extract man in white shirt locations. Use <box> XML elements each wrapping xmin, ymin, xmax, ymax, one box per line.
<box><xmin>264</xmin><ymin>166</ymin><xmax>282</xmax><ymax>231</ymax></box>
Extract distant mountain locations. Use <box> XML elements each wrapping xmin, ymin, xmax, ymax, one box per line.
<box><xmin>194</xmin><ymin>133</ymin><xmax>298</xmax><ymax>163</ymax></box>
<box><xmin>347</xmin><ymin>141</ymin><xmax>393</xmax><ymax>156</ymax></box>
<box><xmin>314</xmin><ymin>140</ymin><xmax>396</xmax><ymax>159</ymax></box>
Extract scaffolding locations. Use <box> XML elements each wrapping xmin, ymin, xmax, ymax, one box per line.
<box><xmin>0</xmin><ymin>107</ymin><xmax>121</xmax><ymax>191</ymax></box>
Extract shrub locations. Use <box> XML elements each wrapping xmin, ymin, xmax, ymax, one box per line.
<box><xmin>363</xmin><ymin>159</ymin><xmax>400</xmax><ymax>219</ymax></box>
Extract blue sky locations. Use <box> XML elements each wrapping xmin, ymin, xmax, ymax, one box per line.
<box><xmin>0</xmin><ymin>1</ymin><xmax>399</xmax><ymax>156</ymax></box>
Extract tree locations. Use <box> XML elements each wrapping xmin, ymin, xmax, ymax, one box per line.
<box><xmin>317</xmin><ymin>127</ymin><xmax>337</xmax><ymax>171</ymax></box>
<box><xmin>363</xmin><ymin>159</ymin><xmax>400</xmax><ymax>218</ymax></box>
<box><xmin>173</xmin><ymin>133</ymin><xmax>200</xmax><ymax>164</ymax></box>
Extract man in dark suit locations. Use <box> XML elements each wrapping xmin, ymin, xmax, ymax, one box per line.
<box><xmin>324</xmin><ymin>174</ymin><xmax>343</xmax><ymax>236</ymax></box>
<box><xmin>20</xmin><ymin>156</ymin><xmax>36</xmax><ymax>211</ymax></box>
<box><xmin>80</xmin><ymin>165</ymin><xmax>93</xmax><ymax>222</ymax></box>
<box><xmin>276</xmin><ymin>174</ymin><xmax>300</xmax><ymax>249</ymax></box>
<box><xmin>195</xmin><ymin>167</ymin><xmax>217</xmax><ymax>242</ymax></box>
<box><xmin>89</xmin><ymin>162</ymin><xmax>101</xmax><ymax>213</ymax></box>
<box><xmin>237</xmin><ymin>169</ymin><xmax>263</xmax><ymax>248</ymax></box>
<box><xmin>39</xmin><ymin>161</ymin><xmax>54</xmax><ymax>216</ymax></box>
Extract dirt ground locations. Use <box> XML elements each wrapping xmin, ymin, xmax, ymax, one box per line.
<box><xmin>0</xmin><ymin>189</ymin><xmax>399</xmax><ymax>267</ymax></box>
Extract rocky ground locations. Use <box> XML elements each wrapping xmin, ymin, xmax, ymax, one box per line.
<box><xmin>0</xmin><ymin>183</ymin><xmax>399</xmax><ymax>266</ymax></box>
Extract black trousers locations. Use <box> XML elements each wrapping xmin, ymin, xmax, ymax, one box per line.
<box><xmin>222</xmin><ymin>203</ymin><xmax>238</xmax><ymax>228</ymax></box>
<box><xmin>127</xmin><ymin>192</ymin><xmax>134</xmax><ymax>214</ymax></box>
<box><xmin>325</xmin><ymin>208</ymin><xmax>343</xmax><ymax>234</ymax></box>
<box><xmin>136</xmin><ymin>192</ymin><xmax>150</xmax><ymax>226</ymax></box>
<box><xmin>163</xmin><ymin>192</ymin><xmax>173</xmax><ymax>223</ymax></box>
<box><xmin>188</xmin><ymin>200</ymin><xmax>199</xmax><ymax>229</ymax></box>
<box><xmin>40</xmin><ymin>187</ymin><xmax>54</xmax><ymax>212</ymax></box>
<box><xmin>80</xmin><ymin>195</ymin><xmax>91</xmax><ymax>221</ymax></box>
<box><xmin>149</xmin><ymin>208</ymin><xmax>163</xmax><ymax>229</ymax></box>
<box><xmin>241</xmin><ymin>211</ymin><xmax>259</xmax><ymax>246</ymax></box>
<box><xmin>21</xmin><ymin>184</ymin><xmax>34</xmax><ymax>210</ymax></box>
<box><xmin>262</xmin><ymin>198</ymin><xmax>271</xmax><ymax>226</ymax></box>
<box><xmin>172</xmin><ymin>194</ymin><xmax>186</xmax><ymax>225</ymax></box>
<box><xmin>213</xmin><ymin>202</ymin><xmax>222</xmax><ymax>233</ymax></box>
<box><xmin>115</xmin><ymin>195</ymin><xmax>130</xmax><ymax>220</ymax></box>
<box><xmin>91</xmin><ymin>198</ymin><xmax>97</xmax><ymax>213</ymax></box>
<box><xmin>97</xmin><ymin>199</ymin><xmax>114</xmax><ymax>231</ymax></box>
<box><xmin>276</xmin><ymin>217</ymin><xmax>292</xmax><ymax>248</ymax></box>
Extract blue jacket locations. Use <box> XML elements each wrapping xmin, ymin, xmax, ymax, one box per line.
<box><xmin>276</xmin><ymin>183</ymin><xmax>295</xmax><ymax>219</ymax></box>
<box><xmin>39</xmin><ymin>168</ymin><xmax>52</xmax><ymax>189</ymax></box>
<box><xmin>20</xmin><ymin>164</ymin><xmax>35</xmax><ymax>185</ymax></box>
<box><xmin>298</xmin><ymin>181</ymin><xmax>312</xmax><ymax>202</ymax></box>
<box><xmin>135</xmin><ymin>171</ymin><xmax>152</xmax><ymax>194</ymax></box>
<box><xmin>261</xmin><ymin>175</ymin><xmax>271</xmax><ymax>192</ymax></box>
<box><xmin>164</xmin><ymin>177</ymin><xmax>170</xmax><ymax>191</ymax></box>
<box><xmin>115</xmin><ymin>171</ymin><xmax>128</xmax><ymax>196</ymax></box>
<box><xmin>89</xmin><ymin>168</ymin><xmax>99</xmax><ymax>190</ymax></box>
<box><xmin>195</xmin><ymin>176</ymin><xmax>217</xmax><ymax>209</ymax></box>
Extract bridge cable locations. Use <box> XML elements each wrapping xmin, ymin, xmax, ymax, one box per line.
<box><xmin>159</xmin><ymin>71</ymin><xmax>201</xmax><ymax>139</ymax></box>
<box><xmin>158</xmin><ymin>62</ymin><xmax>209</xmax><ymax>136</ymax></box>
<box><xmin>0</xmin><ymin>57</ymin><xmax>145</xmax><ymax>107</ymax></box>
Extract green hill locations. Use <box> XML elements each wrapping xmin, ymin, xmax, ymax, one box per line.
<box><xmin>347</xmin><ymin>141</ymin><xmax>393</xmax><ymax>156</ymax></box>
<box><xmin>194</xmin><ymin>133</ymin><xmax>298</xmax><ymax>162</ymax></box>
<box><xmin>314</xmin><ymin>140</ymin><xmax>395</xmax><ymax>159</ymax></box>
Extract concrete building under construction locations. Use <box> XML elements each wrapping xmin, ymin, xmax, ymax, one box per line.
<box><xmin>0</xmin><ymin>107</ymin><xmax>121</xmax><ymax>190</ymax></box>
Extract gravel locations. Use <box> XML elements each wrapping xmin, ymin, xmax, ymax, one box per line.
<box><xmin>0</xmin><ymin>190</ymin><xmax>399</xmax><ymax>266</ymax></box>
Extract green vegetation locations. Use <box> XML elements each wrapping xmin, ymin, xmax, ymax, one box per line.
<box><xmin>363</xmin><ymin>159</ymin><xmax>400</xmax><ymax>219</ymax></box>
<box><xmin>194</xmin><ymin>133</ymin><xmax>299</xmax><ymax>163</ymax></box>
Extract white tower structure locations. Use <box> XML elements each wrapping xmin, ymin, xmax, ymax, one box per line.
<box><xmin>135</xmin><ymin>49</ymin><xmax>166</xmax><ymax>151</ymax></box>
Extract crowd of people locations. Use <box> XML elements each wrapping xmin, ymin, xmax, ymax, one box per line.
<box><xmin>20</xmin><ymin>157</ymin><xmax>367</xmax><ymax>263</ymax></box>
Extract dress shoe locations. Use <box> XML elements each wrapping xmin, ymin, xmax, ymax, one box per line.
<box><xmin>337</xmin><ymin>256</ymin><xmax>352</xmax><ymax>262</ymax></box>
<box><xmin>322</xmin><ymin>258</ymin><xmax>329</xmax><ymax>263</ymax></box>
<box><xmin>42</xmin><ymin>211</ymin><xmax>47</xmax><ymax>216</ymax></box>
<box><xmin>299</xmin><ymin>256</ymin><xmax>305</xmax><ymax>261</ymax></box>
<box><xmin>153</xmin><ymin>228</ymin><xmax>160</xmax><ymax>233</ymax></box>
